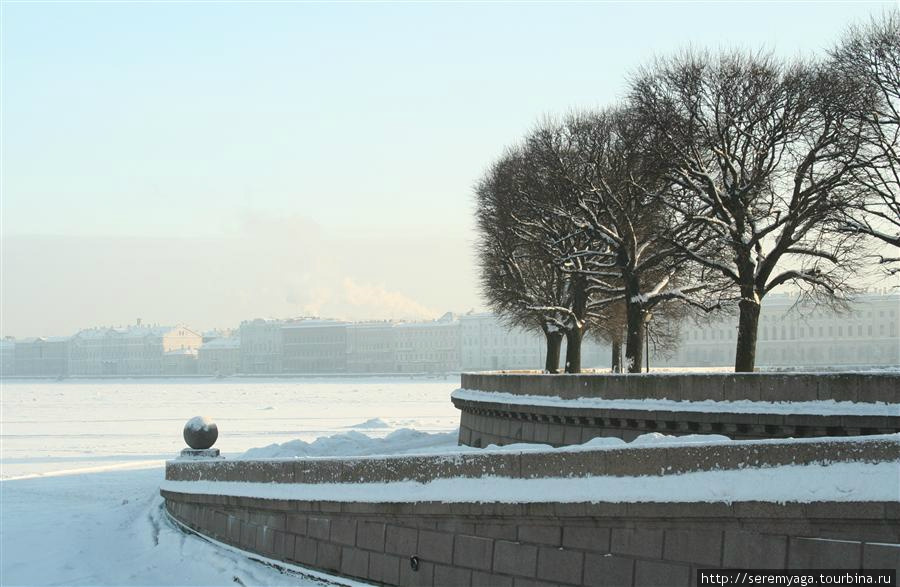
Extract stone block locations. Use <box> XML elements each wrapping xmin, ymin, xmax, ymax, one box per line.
<box><xmin>562</xmin><ymin>527</ymin><xmax>610</xmax><ymax>552</ymax></box>
<box><xmin>857</xmin><ymin>374</ymin><xmax>900</xmax><ymax>404</ymax></box>
<box><xmin>633</xmin><ymin>559</ymin><xmax>691</xmax><ymax>587</ymax></box>
<box><xmin>611</xmin><ymin>528</ymin><xmax>664</xmax><ymax>559</ymax></box>
<box><xmin>307</xmin><ymin>516</ymin><xmax>330</xmax><ymax>540</ymax></box>
<box><xmin>294</xmin><ymin>460</ymin><xmax>342</xmax><ymax>483</ymax></box>
<box><xmin>520</xmin><ymin>451</ymin><xmax>605</xmax><ymax>479</ymax></box>
<box><xmin>226</xmin><ymin>515</ymin><xmax>241</xmax><ymax>543</ymax></box>
<box><xmin>476</xmin><ymin>524</ymin><xmax>518</xmax><ymax>541</ymax></box>
<box><xmin>340</xmin><ymin>547</ymin><xmax>369</xmax><ymax>579</ymax></box>
<box><xmin>212</xmin><ymin>511</ymin><xmax>228</xmax><ymax>538</ymax></box>
<box><xmin>357</xmin><ymin>521</ymin><xmax>386</xmax><ymax>552</ymax></box>
<box><xmin>583</xmin><ymin>553</ymin><xmax>634</xmax><ymax>587</ymax></box>
<box><xmin>788</xmin><ymin>537</ymin><xmax>862</xmax><ymax>569</ymax></box>
<box><xmin>493</xmin><ymin>541</ymin><xmax>538</xmax><ymax>577</ymax></box>
<box><xmin>316</xmin><ymin>541</ymin><xmax>342</xmax><ymax>572</ymax></box>
<box><xmin>434</xmin><ymin>564</ymin><xmax>472</xmax><ymax>587</ymax></box>
<box><xmin>733</xmin><ymin>501</ymin><xmax>803</xmax><ymax>520</ymax></box>
<box><xmin>370</xmin><ymin>552</ymin><xmax>402</xmax><ymax>585</ymax></box>
<box><xmin>511</xmin><ymin>578</ymin><xmax>562</xmax><ymax>587</ymax></box>
<box><xmin>274</xmin><ymin>531</ymin><xmax>295</xmax><ymax>560</ymax></box>
<box><xmin>239</xmin><ymin>521</ymin><xmax>257</xmax><ymax>550</ymax></box>
<box><xmin>863</xmin><ymin>543</ymin><xmax>900</xmax><ymax>570</ymax></box>
<box><xmin>386</xmin><ymin>525</ymin><xmax>419</xmax><ymax>556</ymax></box>
<box><xmin>293</xmin><ymin>536</ymin><xmax>318</xmax><ymax>565</ymax></box>
<box><xmin>817</xmin><ymin>374</ymin><xmax>859</xmax><ymax>403</ymax></box>
<box><xmin>723</xmin><ymin>375</ymin><xmax>760</xmax><ymax>402</ymax></box>
<box><xmin>602</xmin><ymin>447</ymin><xmax>668</xmax><ymax>476</ymax></box>
<box><xmin>580</xmin><ymin>426</ymin><xmax>601</xmax><ymax>444</ymax></box>
<box><xmin>563</xmin><ymin>426</ymin><xmax>582</xmax><ymax>446</ymax></box>
<box><xmin>286</xmin><ymin>514</ymin><xmax>307</xmax><ymax>535</ymax></box>
<box><xmin>804</xmin><ymin>502</ymin><xmax>886</xmax><ymax>521</ymax></box>
<box><xmin>399</xmin><ymin>558</ymin><xmax>434</xmax><ymax>587</ymax></box>
<box><xmin>547</xmin><ymin>424</ymin><xmax>565</xmax><ymax>446</ymax></box>
<box><xmin>330</xmin><ymin>517</ymin><xmax>357</xmax><ymax>546</ymax></box>
<box><xmin>472</xmin><ymin>571</ymin><xmax>513</xmax><ymax>587</ymax></box>
<box><xmin>522</xmin><ymin>421</ymin><xmax>536</xmax><ymax>442</ymax></box>
<box><xmin>418</xmin><ymin>530</ymin><xmax>454</xmax><ymax>564</ymax></box>
<box><xmin>663</xmin><ymin>529</ymin><xmax>722</xmax><ymax>566</ymax></box>
<box><xmin>454</xmin><ymin>535</ymin><xmax>494</xmax><ymax>571</ymax></box>
<box><xmin>518</xmin><ymin>525</ymin><xmax>562</xmax><ymax>547</ymax></box>
<box><xmin>722</xmin><ymin>531</ymin><xmax>787</xmax><ymax>569</ymax></box>
<box><xmin>536</xmin><ymin>547</ymin><xmax>583</xmax><ymax>585</ymax></box>
<box><xmin>256</xmin><ymin>525</ymin><xmax>275</xmax><ymax>554</ymax></box>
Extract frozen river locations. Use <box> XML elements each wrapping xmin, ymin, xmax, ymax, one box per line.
<box><xmin>1</xmin><ymin>377</ymin><xmax>461</xmax><ymax>479</ymax></box>
<box><xmin>0</xmin><ymin>378</ymin><xmax>460</xmax><ymax>586</ymax></box>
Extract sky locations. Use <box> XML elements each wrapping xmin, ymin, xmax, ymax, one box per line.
<box><xmin>1</xmin><ymin>1</ymin><xmax>896</xmax><ymax>338</ymax></box>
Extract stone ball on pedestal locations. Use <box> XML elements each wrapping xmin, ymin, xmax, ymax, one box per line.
<box><xmin>183</xmin><ymin>416</ymin><xmax>218</xmax><ymax>450</ymax></box>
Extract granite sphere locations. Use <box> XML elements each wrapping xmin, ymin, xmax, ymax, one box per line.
<box><xmin>183</xmin><ymin>416</ymin><xmax>218</xmax><ymax>449</ymax></box>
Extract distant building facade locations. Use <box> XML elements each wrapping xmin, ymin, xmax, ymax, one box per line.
<box><xmin>68</xmin><ymin>324</ymin><xmax>201</xmax><ymax>376</ymax></box>
<box><xmin>2</xmin><ymin>292</ymin><xmax>896</xmax><ymax>377</ymax></box>
<box><xmin>395</xmin><ymin>313</ymin><xmax>460</xmax><ymax>373</ymax></box>
<box><xmin>162</xmin><ymin>349</ymin><xmax>199</xmax><ymax>375</ymax></box>
<box><xmin>1</xmin><ymin>339</ymin><xmax>16</xmax><ymax>376</ymax></box>
<box><xmin>239</xmin><ymin>319</ymin><xmax>285</xmax><ymax>374</ymax></box>
<box><xmin>460</xmin><ymin>313</ymin><xmax>547</xmax><ymax>371</ymax></box>
<box><xmin>657</xmin><ymin>291</ymin><xmax>900</xmax><ymax>368</ymax></box>
<box><xmin>282</xmin><ymin>320</ymin><xmax>348</xmax><ymax>373</ymax></box>
<box><xmin>346</xmin><ymin>322</ymin><xmax>399</xmax><ymax>373</ymax></box>
<box><xmin>198</xmin><ymin>337</ymin><xmax>241</xmax><ymax>376</ymax></box>
<box><xmin>13</xmin><ymin>337</ymin><xmax>69</xmax><ymax>377</ymax></box>
<box><xmin>459</xmin><ymin>313</ymin><xmax>612</xmax><ymax>372</ymax></box>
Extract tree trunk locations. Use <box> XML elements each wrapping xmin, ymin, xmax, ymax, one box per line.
<box><xmin>623</xmin><ymin>275</ymin><xmax>645</xmax><ymax>373</ymax></box>
<box><xmin>611</xmin><ymin>339</ymin><xmax>623</xmax><ymax>373</ymax></box>
<box><xmin>734</xmin><ymin>292</ymin><xmax>761</xmax><ymax>372</ymax></box>
<box><xmin>564</xmin><ymin>329</ymin><xmax>583</xmax><ymax>374</ymax></box>
<box><xmin>544</xmin><ymin>330</ymin><xmax>563</xmax><ymax>373</ymax></box>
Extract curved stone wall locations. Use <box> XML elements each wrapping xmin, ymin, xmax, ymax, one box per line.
<box><xmin>165</xmin><ymin>436</ymin><xmax>900</xmax><ymax>484</ymax></box>
<box><xmin>455</xmin><ymin>372</ymin><xmax>900</xmax><ymax>446</ymax></box>
<box><xmin>162</xmin><ymin>437</ymin><xmax>900</xmax><ymax>586</ymax></box>
<box><xmin>460</xmin><ymin>372</ymin><xmax>900</xmax><ymax>404</ymax></box>
<box><xmin>163</xmin><ymin>492</ymin><xmax>899</xmax><ymax>587</ymax></box>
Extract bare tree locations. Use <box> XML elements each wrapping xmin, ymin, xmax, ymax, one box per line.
<box><xmin>830</xmin><ymin>11</ymin><xmax>900</xmax><ymax>274</ymax></box>
<box><xmin>475</xmin><ymin>149</ymin><xmax>583</xmax><ymax>373</ymax></box>
<box><xmin>631</xmin><ymin>51</ymin><xmax>869</xmax><ymax>372</ymax></box>
<box><xmin>521</xmin><ymin>111</ymin><xmax>718</xmax><ymax>372</ymax></box>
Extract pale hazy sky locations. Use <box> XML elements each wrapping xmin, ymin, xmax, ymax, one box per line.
<box><xmin>1</xmin><ymin>1</ymin><xmax>895</xmax><ymax>338</ymax></box>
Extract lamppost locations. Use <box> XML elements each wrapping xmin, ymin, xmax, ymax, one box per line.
<box><xmin>644</xmin><ymin>312</ymin><xmax>653</xmax><ymax>373</ymax></box>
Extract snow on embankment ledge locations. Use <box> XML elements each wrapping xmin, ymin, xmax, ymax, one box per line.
<box><xmin>160</xmin><ymin>461</ymin><xmax>899</xmax><ymax>504</ymax></box>
<box><xmin>161</xmin><ymin>427</ymin><xmax>900</xmax><ymax>505</ymax></box>
<box><xmin>451</xmin><ymin>388</ymin><xmax>900</xmax><ymax>416</ymax></box>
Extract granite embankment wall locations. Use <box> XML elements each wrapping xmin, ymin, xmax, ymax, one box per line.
<box><xmin>162</xmin><ymin>437</ymin><xmax>900</xmax><ymax>586</ymax></box>
<box><xmin>162</xmin><ymin>494</ymin><xmax>899</xmax><ymax>587</ymax></box>
<box><xmin>455</xmin><ymin>372</ymin><xmax>900</xmax><ymax>446</ymax></box>
<box><xmin>459</xmin><ymin>372</ymin><xmax>900</xmax><ymax>403</ymax></box>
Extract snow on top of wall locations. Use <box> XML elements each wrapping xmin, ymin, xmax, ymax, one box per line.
<box><xmin>452</xmin><ymin>389</ymin><xmax>900</xmax><ymax>416</ymax></box>
<box><xmin>161</xmin><ymin>460</ymin><xmax>899</xmax><ymax>504</ymax></box>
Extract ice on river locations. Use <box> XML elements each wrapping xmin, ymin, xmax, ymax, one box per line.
<box><xmin>0</xmin><ymin>378</ymin><xmax>460</xmax><ymax>586</ymax></box>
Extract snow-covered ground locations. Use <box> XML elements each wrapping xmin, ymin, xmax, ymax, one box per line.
<box><xmin>1</xmin><ymin>378</ymin><xmax>460</xmax><ymax>586</ymax></box>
